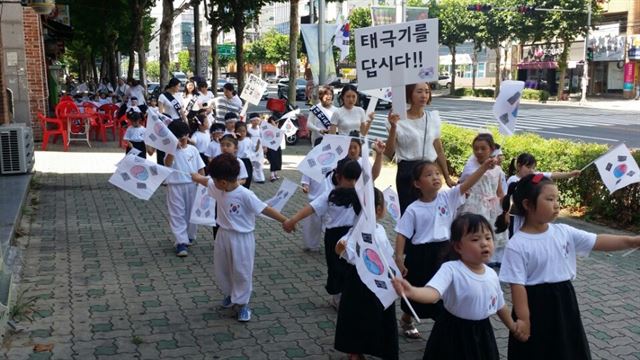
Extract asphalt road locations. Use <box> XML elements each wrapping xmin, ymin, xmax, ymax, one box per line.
<box><xmin>249</xmin><ymin>87</ymin><xmax>640</xmax><ymax>147</ymax></box>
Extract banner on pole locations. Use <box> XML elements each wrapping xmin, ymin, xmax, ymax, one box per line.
<box><xmin>355</xmin><ymin>19</ymin><xmax>439</xmax><ymax>91</ymax></box>
<box><xmin>301</xmin><ymin>24</ymin><xmax>338</xmax><ymax>85</ymax></box>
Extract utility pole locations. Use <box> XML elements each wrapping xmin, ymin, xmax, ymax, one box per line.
<box><xmin>396</xmin><ymin>0</ymin><xmax>406</xmax><ymax>23</ymax></box>
<box><xmin>580</xmin><ymin>0</ymin><xmax>591</xmax><ymax>104</ymax></box>
<box><xmin>318</xmin><ymin>0</ymin><xmax>326</xmax><ymax>85</ymax></box>
<box><xmin>193</xmin><ymin>0</ymin><xmax>201</xmax><ymax>79</ymax></box>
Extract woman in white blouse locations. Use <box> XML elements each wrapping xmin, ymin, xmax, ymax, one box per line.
<box><xmin>307</xmin><ymin>85</ymin><xmax>338</xmax><ymax>146</ymax></box>
<box><xmin>384</xmin><ymin>82</ymin><xmax>455</xmax><ymax>213</ymax></box>
<box><xmin>329</xmin><ymin>84</ymin><xmax>374</xmax><ymax>136</ymax></box>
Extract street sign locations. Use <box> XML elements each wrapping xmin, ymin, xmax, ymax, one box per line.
<box><xmin>218</xmin><ymin>44</ymin><xmax>235</xmax><ymax>57</ymax></box>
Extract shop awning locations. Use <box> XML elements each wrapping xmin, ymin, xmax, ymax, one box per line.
<box><xmin>439</xmin><ymin>54</ymin><xmax>473</xmax><ymax>65</ymax></box>
<box><xmin>517</xmin><ymin>61</ymin><xmax>557</xmax><ymax>70</ymax></box>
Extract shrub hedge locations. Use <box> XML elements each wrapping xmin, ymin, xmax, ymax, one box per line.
<box><xmin>453</xmin><ymin>87</ymin><xmax>551</xmax><ymax>102</ymax></box>
<box><xmin>440</xmin><ymin>123</ymin><xmax>640</xmax><ymax>228</ymax></box>
<box><xmin>521</xmin><ymin>88</ymin><xmax>551</xmax><ymax>102</ymax></box>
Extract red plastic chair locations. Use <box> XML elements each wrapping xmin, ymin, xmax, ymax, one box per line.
<box><xmin>97</xmin><ymin>103</ymin><xmax>119</xmax><ymax>142</ymax></box>
<box><xmin>118</xmin><ymin>115</ymin><xmax>131</xmax><ymax>149</ymax></box>
<box><xmin>82</xmin><ymin>102</ymin><xmax>102</xmax><ymax>141</ymax></box>
<box><xmin>59</xmin><ymin>95</ymin><xmax>73</xmax><ymax>102</ymax></box>
<box><xmin>54</xmin><ymin>100</ymin><xmax>78</xmax><ymax>132</ymax></box>
<box><xmin>37</xmin><ymin>112</ymin><xmax>68</xmax><ymax>151</ymax></box>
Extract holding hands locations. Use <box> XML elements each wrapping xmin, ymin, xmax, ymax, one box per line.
<box><xmin>282</xmin><ymin>219</ymin><xmax>296</xmax><ymax>233</ymax></box>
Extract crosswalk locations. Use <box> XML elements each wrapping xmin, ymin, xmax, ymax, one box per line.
<box><xmin>367</xmin><ymin>104</ymin><xmax>639</xmax><ymax>142</ymax></box>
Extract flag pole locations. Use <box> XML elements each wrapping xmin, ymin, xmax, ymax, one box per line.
<box><xmin>622</xmin><ymin>247</ymin><xmax>638</xmax><ymax>257</ymax></box>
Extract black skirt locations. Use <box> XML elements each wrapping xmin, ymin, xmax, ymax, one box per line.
<box><xmin>508</xmin><ymin>280</ymin><xmax>591</xmax><ymax>360</ymax></box>
<box><xmin>424</xmin><ymin>309</ymin><xmax>499</xmax><ymax>360</ymax></box>
<box><xmin>156</xmin><ymin>150</ymin><xmax>165</xmax><ymax>166</ymax></box>
<box><xmin>240</xmin><ymin>157</ymin><xmax>253</xmax><ymax>189</ymax></box>
<box><xmin>335</xmin><ymin>264</ymin><xmax>398</xmax><ymax>360</ymax></box>
<box><xmin>126</xmin><ymin>141</ymin><xmax>147</xmax><ymax>158</ymax></box>
<box><xmin>324</xmin><ymin>226</ymin><xmax>351</xmax><ymax>295</ymax></box>
<box><xmin>396</xmin><ymin>160</ymin><xmax>420</xmax><ymax>214</ymax></box>
<box><xmin>266</xmin><ymin>148</ymin><xmax>282</xmax><ymax>171</ymax></box>
<box><xmin>400</xmin><ymin>241</ymin><xmax>448</xmax><ymax>319</ymax></box>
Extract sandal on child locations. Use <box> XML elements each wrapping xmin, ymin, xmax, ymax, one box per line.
<box><xmin>400</xmin><ymin>318</ymin><xmax>421</xmax><ymax>339</ymax></box>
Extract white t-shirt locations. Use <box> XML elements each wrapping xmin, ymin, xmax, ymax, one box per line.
<box><xmin>247</xmin><ymin>126</ymin><xmax>261</xmax><ymax>139</ymax></box>
<box><xmin>206</xmin><ymin>179</ymin><xmax>267</xmax><ymax>233</ymax></box>
<box><xmin>214</xmin><ymin>96</ymin><xmax>243</xmax><ymax>123</ymax></box>
<box><xmin>158</xmin><ymin>93</ymin><xmax>182</xmax><ymax>120</ymax></box>
<box><xmin>428</xmin><ymin>260</ymin><xmax>505</xmax><ymax>321</ymax></box>
<box><xmin>237</xmin><ymin>138</ymin><xmax>253</xmax><ymax>159</ymax></box>
<box><xmin>330</xmin><ymin>106</ymin><xmax>366</xmax><ymax>135</ymax></box>
<box><xmin>389</xmin><ymin>110</ymin><xmax>441</xmax><ymax>162</ymax></box>
<box><xmin>395</xmin><ymin>186</ymin><xmax>465</xmax><ymax>244</ymax></box>
<box><xmin>127</xmin><ymin>85</ymin><xmax>146</xmax><ymax>106</ymax></box>
<box><xmin>344</xmin><ymin>223</ymin><xmax>394</xmax><ymax>265</ymax></box>
<box><xmin>204</xmin><ymin>141</ymin><xmax>221</xmax><ymax>160</ymax></box>
<box><xmin>499</xmin><ymin>223</ymin><xmax>597</xmax><ymax>285</ymax></box>
<box><xmin>301</xmin><ymin>174</ymin><xmax>326</xmax><ymax>201</ymax></box>
<box><xmin>165</xmin><ymin>145</ymin><xmax>205</xmax><ymax>184</ymax></box>
<box><xmin>123</xmin><ymin>126</ymin><xmax>145</xmax><ymax>142</ymax></box>
<box><xmin>193</xmin><ymin>91</ymin><xmax>214</xmax><ymax>112</ymax></box>
<box><xmin>191</xmin><ymin>131</ymin><xmax>210</xmax><ymax>153</ymax></box>
<box><xmin>237</xmin><ymin>158</ymin><xmax>248</xmax><ymax>180</ymax></box>
<box><xmin>310</xmin><ymin>189</ymin><xmax>358</xmax><ymax>229</ymax></box>
<box><xmin>506</xmin><ymin>172</ymin><xmax>552</xmax><ymax>187</ymax></box>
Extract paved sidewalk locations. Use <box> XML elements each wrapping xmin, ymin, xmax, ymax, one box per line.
<box><xmin>2</xmin><ymin>146</ymin><xmax>639</xmax><ymax>360</ymax></box>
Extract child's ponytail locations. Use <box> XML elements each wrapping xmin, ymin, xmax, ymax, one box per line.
<box><xmin>507</xmin><ymin>158</ymin><xmax>517</xmax><ymax>177</ymax></box>
<box><xmin>495</xmin><ymin>181</ymin><xmax>518</xmax><ymax>233</ymax></box>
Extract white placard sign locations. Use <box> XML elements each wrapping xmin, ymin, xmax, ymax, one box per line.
<box><xmin>240</xmin><ymin>74</ymin><xmax>268</xmax><ymax>105</ymax></box>
<box><xmin>190</xmin><ymin>184</ymin><xmax>217</xmax><ymax>226</ymax></box>
<box><xmin>355</xmin><ymin>19</ymin><xmax>439</xmax><ymax>90</ymax></box>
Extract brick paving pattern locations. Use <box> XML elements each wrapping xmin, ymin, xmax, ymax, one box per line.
<box><xmin>2</xmin><ymin>146</ymin><xmax>640</xmax><ymax>359</ymax></box>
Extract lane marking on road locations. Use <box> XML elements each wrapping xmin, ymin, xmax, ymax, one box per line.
<box><xmin>534</xmin><ymin>130</ymin><xmax>621</xmax><ymax>142</ymax></box>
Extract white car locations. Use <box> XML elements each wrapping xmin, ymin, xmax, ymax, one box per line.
<box><xmin>438</xmin><ymin>75</ymin><xmax>451</xmax><ymax>89</ymax></box>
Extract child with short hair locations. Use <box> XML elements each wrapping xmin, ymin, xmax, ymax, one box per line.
<box><xmin>190</xmin><ymin>113</ymin><xmax>211</xmax><ymax>164</ymax></box>
<box><xmin>265</xmin><ymin>115</ymin><xmax>282</xmax><ymax>182</ymax></box>
<box><xmin>284</xmin><ymin>158</ymin><xmax>363</xmax><ymax>308</ymax></box>
<box><xmin>334</xmin><ymin>187</ymin><xmax>399</xmax><ymax>360</ymax></box>
<box><xmin>224</xmin><ymin>112</ymin><xmax>239</xmax><ymax>137</ymax></box>
<box><xmin>235</xmin><ymin>121</ymin><xmax>255</xmax><ymax>189</ymax></box>
<box><xmin>164</xmin><ymin>120</ymin><xmax>205</xmax><ymax>257</ymax></box>
<box><xmin>499</xmin><ymin>174</ymin><xmax>640</xmax><ymax>359</ymax></box>
<box><xmin>191</xmin><ymin>153</ymin><xmax>289</xmax><ymax>322</ymax></box>
<box><xmin>393</xmin><ymin>213</ymin><xmax>520</xmax><ymax>360</ymax></box>
<box><xmin>123</xmin><ymin>110</ymin><xmax>147</xmax><ymax>158</ymax></box>
<box><xmin>205</xmin><ymin>123</ymin><xmax>225</xmax><ymax>164</ymax></box>
<box><xmin>219</xmin><ymin>134</ymin><xmax>248</xmax><ymax>185</ymax></box>
<box><xmin>394</xmin><ymin>156</ymin><xmax>497</xmax><ymax>339</ymax></box>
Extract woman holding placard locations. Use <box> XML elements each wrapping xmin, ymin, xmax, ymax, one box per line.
<box><xmin>329</xmin><ymin>85</ymin><xmax>375</xmax><ymax>136</ymax></box>
<box><xmin>384</xmin><ymin>82</ymin><xmax>455</xmax><ymax>214</ymax></box>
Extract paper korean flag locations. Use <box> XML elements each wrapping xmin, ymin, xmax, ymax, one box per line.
<box><xmin>361</xmin><ymin>87</ymin><xmax>393</xmax><ymax>103</ymax></box>
<box><xmin>297</xmin><ymin>135</ymin><xmax>351</xmax><ymax>183</ymax></box>
<box><xmin>144</xmin><ymin>110</ymin><xmax>179</xmax><ymax>155</ymax></box>
<box><xmin>282</xmin><ymin>117</ymin><xmax>298</xmax><ymax>137</ymax></box>
<box><xmin>349</xmin><ymin>213</ymin><xmax>400</xmax><ymax>309</ymax></box>
<box><xmin>109</xmin><ymin>155</ymin><xmax>173</xmax><ymax>200</ymax></box>
<box><xmin>594</xmin><ymin>143</ymin><xmax>640</xmax><ymax>193</ymax></box>
<box><xmin>265</xmin><ymin>178</ymin><xmax>298</xmax><ymax>212</ymax></box>
<box><xmin>355</xmin><ymin>19</ymin><xmax>439</xmax><ymax>91</ymax></box>
<box><xmin>355</xmin><ymin>140</ymin><xmax>376</xmax><ymax>227</ymax></box>
<box><xmin>382</xmin><ymin>187</ymin><xmax>401</xmax><ymax>222</ymax></box>
<box><xmin>190</xmin><ymin>184</ymin><xmax>217</xmax><ymax>226</ymax></box>
<box><xmin>493</xmin><ymin>80</ymin><xmax>525</xmax><ymax>136</ymax></box>
<box><xmin>260</xmin><ymin>121</ymin><xmax>285</xmax><ymax>151</ymax></box>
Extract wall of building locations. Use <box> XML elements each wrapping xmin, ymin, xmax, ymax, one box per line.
<box><xmin>1</xmin><ymin>4</ymin><xmax>30</xmax><ymax>125</ymax></box>
<box><xmin>23</xmin><ymin>7</ymin><xmax>48</xmax><ymax>139</ymax></box>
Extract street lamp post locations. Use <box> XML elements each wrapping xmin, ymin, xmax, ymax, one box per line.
<box><xmin>580</xmin><ymin>0</ymin><xmax>592</xmax><ymax>104</ymax></box>
<box><xmin>193</xmin><ymin>0</ymin><xmax>201</xmax><ymax>79</ymax></box>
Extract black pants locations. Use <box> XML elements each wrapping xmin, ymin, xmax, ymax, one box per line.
<box><xmin>126</xmin><ymin>141</ymin><xmax>147</xmax><ymax>158</ymax></box>
<box><xmin>240</xmin><ymin>157</ymin><xmax>253</xmax><ymax>189</ymax></box>
<box><xmin>396</xmin><ymin>160</ymin><xmax>420</xmax><ymax>215</ymax></box>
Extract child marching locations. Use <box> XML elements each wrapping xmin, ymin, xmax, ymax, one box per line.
<box><xmin>394</xmin><ymin>156</ymin><xmax>498</xmax><ymax>338</ymax></box>
<box><xmin>235</xmin><ymin>121</ymin><xmax>255</xmax><ymax>189</ymax></box>
<box><xmin>247</xmin><ymin>113</ymin><xmax>266</xmax><ymax>184</ymax></box>
<box><xmin>191</xmin><ymin>153</ymin><xmax>289</xmax><ymax>322</ymax></box>
<box><xmin>499</xmin><ymin>173</ymin><xmax>640</xmax><ymax>359</ymax></box>
<box><xmin>393</xmin><ymin>213</ymin><xmax>522</xmax><ymax>360</ymax></box>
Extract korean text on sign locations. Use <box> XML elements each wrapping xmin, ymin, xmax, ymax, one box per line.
<box><xmin>355</xmin><ymin>19</ymin><xmax>439</xmax><ymax>90</ymax></box>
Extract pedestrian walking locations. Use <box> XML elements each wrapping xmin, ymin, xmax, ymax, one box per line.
<box><xmin>191</xmin><ymin>153</ymin><xmax>289</xmax><ymax>322</ymax></box>
<box><xmin>163</xmin><ymin>121</ymin><xmax>205</xmax><ymax>257</ymax></box>
<box><xmin>393</xmin><ymin>213</ymin><xmax>520</xmax><ymax>360</ymax></box>
<box><xmin>499</xmin><ymin>173</ymin><xmax>640</xmax><ymax>360</ymax></box>
<box><xmin>334</xmin><ymin>187</ymin><xmax>399</xmax><ymax>360</ymax></box>
<box><xmin>394</xmin><ymin>157</ymin><xmax>497</xmax><ymax>339</ymax></box>
<box><xmin>213</xmin><ymin>83</ymin><xmax>243</xmax><ymax>123</ymax></box>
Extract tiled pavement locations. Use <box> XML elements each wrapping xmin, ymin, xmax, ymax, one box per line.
<box><xmin>2</xmin><ymin>143</ymin><xmax>640</xmax><ymax>360</ymax></box>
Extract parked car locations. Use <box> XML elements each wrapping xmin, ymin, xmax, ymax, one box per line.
<box><xmin>265</xmin><ymin>75</ymin><xmax>279</xmax><ymax>84</ymax></box>
<box><xmin>147</xmin><ymin>82</ymin><xmax>160</xmax><ymax>95</ymax></box>
<box><xmin>438</xmin><ymin>75</ymin><xmax>452</xmax><ymax>89</ymax></box>
<box><xmin>216</xmin><ymin>79</ymin><xmax>227</xmax><ymax>92</ymax></box>
<box><xmin>171</xmin><ymin>72</ymin><xmax>188</xmax><ymax>85</ymax></box>
<box><xmin>277</xmin><ymin>78</ymin><xmax>306</xmax><ymax>101</ymax></box>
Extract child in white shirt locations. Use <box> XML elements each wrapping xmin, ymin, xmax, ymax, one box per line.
<box><xmin>189</xmin><ymin>113</ymin><xmax>211</xmax><ymax>164</ymax></box>
<box><xmin>123</xmin><ymin>111</ymin><xmax>148</xmax><ymax>159</ymax></box>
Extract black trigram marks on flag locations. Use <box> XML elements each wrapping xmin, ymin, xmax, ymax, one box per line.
<box><xmin>507</xmin><ymin>92</ymin><xmax>521</xmax><ymax>105</ymax></box>
<box><xmin>362</xmin><ymin>232</ymin><xmax>373</xmax><ymax>244</ymax></box>
<box><xmin>606</xmin><ymin>155</ymin><xmax>635</xmax><ymax>185</ymax></box>
<box><xmin>374</xmin><ymin>280</ymin><xmax>388</xmax><ymax>289</ymax></box>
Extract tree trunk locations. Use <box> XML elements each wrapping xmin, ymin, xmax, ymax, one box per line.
<box><xmin>494</xmin><ymin>48</ymin><xmax>501</xmax><ymax>98</ymax></box>
<box><xmin>91</xmin><ymin>50</ymin><xmax>99</xmax><ymax>86</ymax></box>
<box><xmin>211</xmin><ymin>24</ymin><xmax>219</xmax><ymax>95</ymax></box>
<box><xmin>234</xmin><ymin>21</ymin><xmax>245</xmax><ymax>92</ymax></box>
<box><xmin>556</xmin><ymin>39</ymin><xmax>570</xmax><ymax>101</ymax></box>
<box><xmin>128</xmin><ymin>49</ymin><xmax>135</xmax><ymax>80</ymax></box>
<box><xmin>449</xmin><ymin>46</ymin><xmax>456</xmax><ymax>96</ymax></box>
<box><xmin>471</xmin><ymin>45</ymin><xmax>478</xmax><ymax>91</ymax></box>
<box><xmin>160</xmin><ymin>0</ymin><xmax>174</xmax><ymax>89</ymax></box>
<box><xmin>288</xmin><ymin>0</ymin><xmax>300</xmax><ymax>106</ymax></box>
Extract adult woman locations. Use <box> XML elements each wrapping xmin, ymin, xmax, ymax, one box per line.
<box><xmin>126</xmin><ymin>78</ymin><xmax>147</xmax><ymax>113</ymax></box>
<box><xmin>182</xmin><ymin>80</ymin><xmax>198</xmax><ymax>119</ymax></box>
<box><xmin>329</xmin><ymin>84</ymin><xmax>374</xmax><ymax>136</ymax></box>
<box><xmin>307</xmin><ymin>85</ymin><xmax>338</xmax><ymax>146</ymax></box>
<box><xmin>384</xmin><ymin>82</ymin><xmax>455</xmax><ymax>214</ymax></box>
<box><xmin>156</xmin><ymin>78</ymin><xmax>186</xmax><ymax>166</ymax></box>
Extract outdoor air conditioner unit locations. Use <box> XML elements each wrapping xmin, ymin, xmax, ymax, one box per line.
<box><xmin>0</xmin><ymin>124</ymin><xmax>34</xmax><ymax>175</ymax></box>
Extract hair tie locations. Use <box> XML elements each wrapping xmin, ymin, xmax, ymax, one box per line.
<box><xmin>532</xmin><ymin>173</ymin><xmax>544</xmax><ymax>184</ymax></box>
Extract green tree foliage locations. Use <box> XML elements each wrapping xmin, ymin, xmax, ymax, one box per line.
<box><xmin>177</xmin><ymin>50</ymin><xmax>191</xmax><ymax>73</ymax></box>
<box><xmin>346</xmin><ymin>7</ymin><xmax>372</xmax><ymax>64</ymax></box>
<box><xmin>146</xmin><ymin>60</ymin><xmax>160</xmax><ymax>81</ymax></box>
